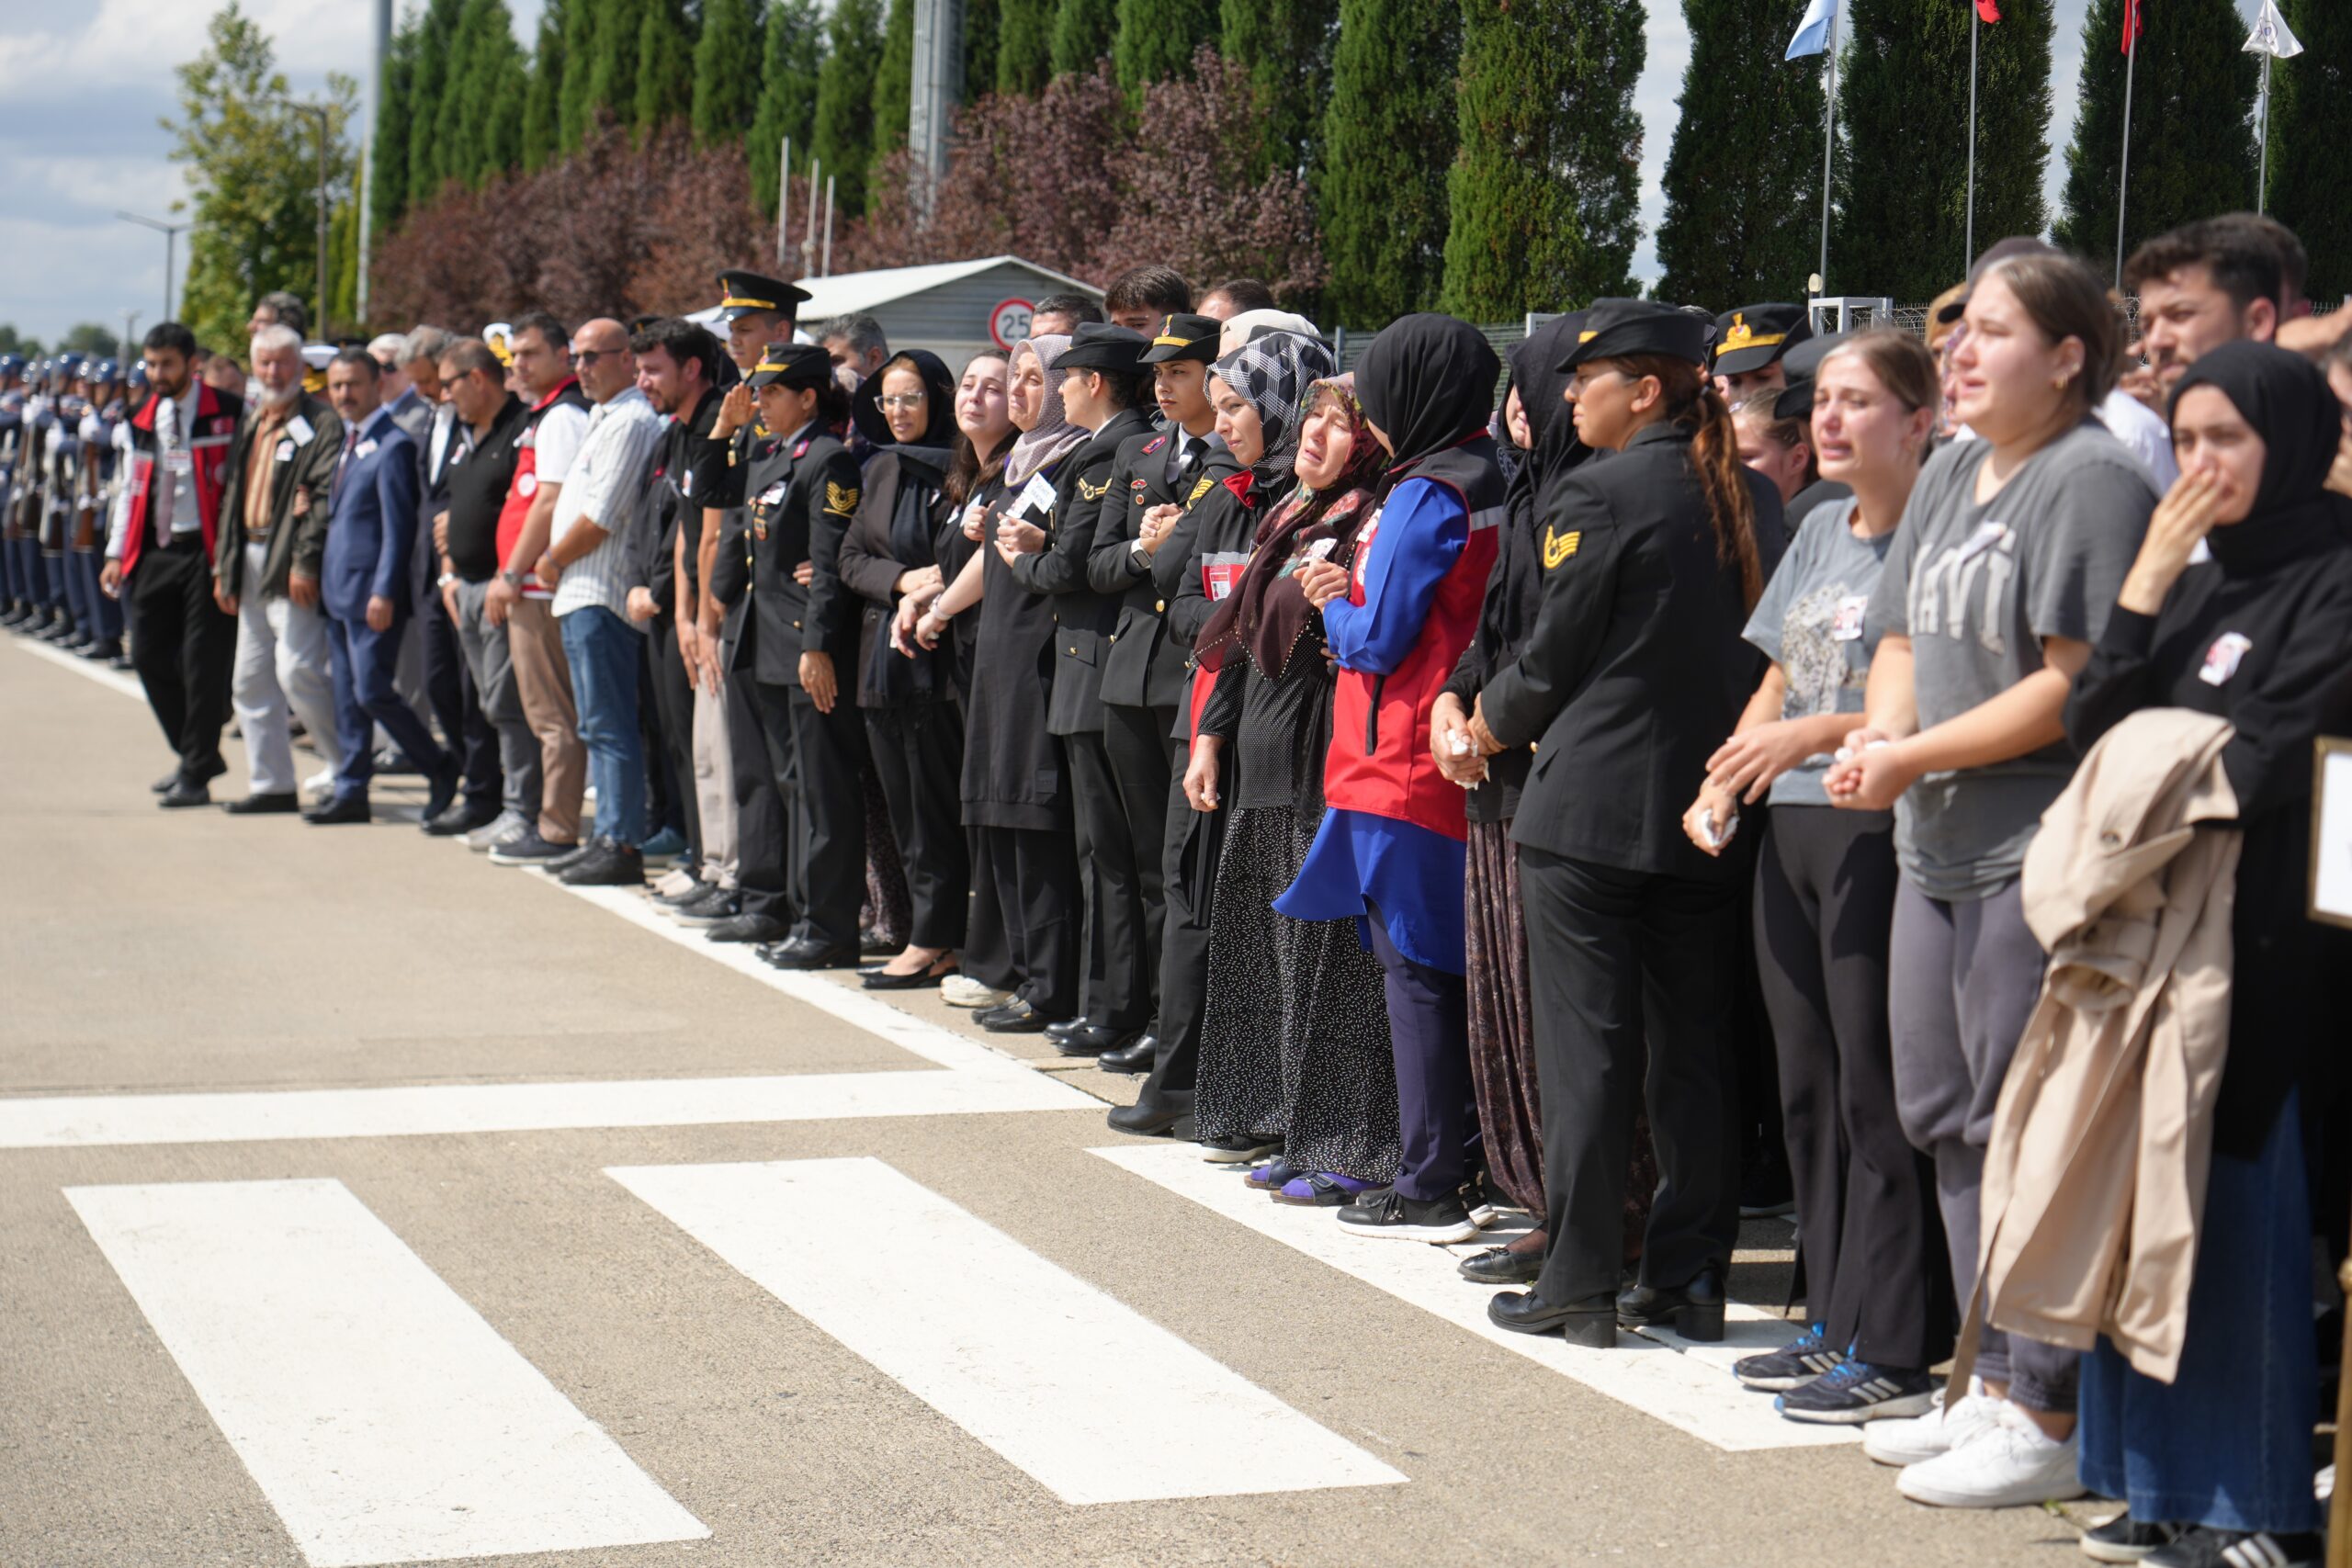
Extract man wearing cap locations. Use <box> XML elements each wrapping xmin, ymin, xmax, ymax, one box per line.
<box><xmin>1711</xmin><ymin>303</ymin><xmax>1812</xmax><ymax>404</ymax></box>
<box><xmin>1091</xmin><ymin>311</ymin><xmax>1239</xmax><ymax>1099</ymax></box>
<box><xmin>997</xmin><ymin>321</ymin><xmax>1159</xmax><ymax>1044</ymax></box>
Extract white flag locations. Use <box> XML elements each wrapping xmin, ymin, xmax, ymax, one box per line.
<box><xmin>2245</xmin><ymin>0</ymin><xmax>2303</xmax><ymax>59</ymax></box>
<box><xmin>1785</xmin><ymin>0</ymin><xmax>1838</xmax><ymax>60</ymax></box>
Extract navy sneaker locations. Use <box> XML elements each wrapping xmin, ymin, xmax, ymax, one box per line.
<box><xmin>2080</xmin><ymin>1511</ymin><xmax>2182</xmax><ymax>1563</ymax></box>
<box><xmin>1733</xmin><ymin>1323</ymin><xmax>1845</xmax><ymax>1391</ymax></box>
<box><xmin>488</xmin><ymin>829</ymin><xmax>575</xmax><ymax>866</ymax></box>
<box><xmin>1775</xmin><ymin>1359</ymin><xmax>1936</xmax><ymax>1425</ymax></box>
<box><xmin>2143</xmin><ymin>1528</ymin><xmax>2323</xmax><ymax>1568</ymax></box>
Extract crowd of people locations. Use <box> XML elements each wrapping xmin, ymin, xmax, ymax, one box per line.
<box><xmin>9</xmin><ymin>211</ymin><xmax>2352</xmax><ymax>1567</ymax></box>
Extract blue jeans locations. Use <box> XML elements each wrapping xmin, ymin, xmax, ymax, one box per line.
<box><xmin>2078</xmin><ymin>1093</ymin><xmax>2319</xmax><ymax>1534</ymax></box>
<box><xmin>558</xmin><ymin>604</ymin><xmax>646</xmax><ymax>847</ymax></box>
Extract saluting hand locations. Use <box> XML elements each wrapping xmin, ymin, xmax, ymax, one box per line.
<box><xmin>713</xmin><ymin>384</ymin><xmax>753</xmax><ymax>440</ymax></box>
<box><xmin>1295</xmin><ymin>559</ymin><xmax>1350</xmax><ymax>609</ymax></box>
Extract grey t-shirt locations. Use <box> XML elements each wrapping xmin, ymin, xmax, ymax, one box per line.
<box><xmin>1866</xmin><ymin>420</ymin><xmax>2155</xmax><ymax>899</ymax></box>
<box><xmin>1745</xmin><ymin>497</ymin><xmax>1892</xmax><ymax>807</ymax></box>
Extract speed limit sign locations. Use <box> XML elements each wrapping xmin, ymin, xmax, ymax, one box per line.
<box><xmin>989</xmin><ymin>299</ymin><xmax>1035</xmax><ymax>350</ymax></box>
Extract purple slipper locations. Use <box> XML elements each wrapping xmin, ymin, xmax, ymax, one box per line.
<box><xmin>1272</xmin><ymin>1172</ymin><xmax>1382</xmax><ymax>1208</ymax></box>
<box><xmin>1244</xmin><ymin>1156</ymin><xmax>1303</xmax><ymax>1193</ymax></box>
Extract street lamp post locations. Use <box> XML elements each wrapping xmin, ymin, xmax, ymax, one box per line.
<box><xmin>114</xmin><ymin>211</ymin><xmax>191</xmax><ymax>322</ymax></box>
<box><xmin>283</xmin><ymin>102</ymin><xmax>333</xmax><ymax>338</ymax></box>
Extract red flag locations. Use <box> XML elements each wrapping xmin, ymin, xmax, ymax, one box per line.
<box><xmin>1977</xmin><ymin>0</ymin><xmax>2001</xmax><ymax>21</ymax></box>
<box><xmin>2121</xmin><ymin>0</ymin><xmax>2143</xmax><ymax>52</ymax></box>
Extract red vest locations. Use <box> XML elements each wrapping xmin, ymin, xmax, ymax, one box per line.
<box><xmin>1322</xmin><ymin>446</ymin><xmax>1506</xmax><ymax>840</ymax></box>
<box><xmin>492</xmin><ymin>378</ymin><xmax>588</xmax><ymax>579</ymax></box>
<box><xmin>119</xmin><ymin>382</ymin><xmax>241</xmax><ymax>579</ymax></box>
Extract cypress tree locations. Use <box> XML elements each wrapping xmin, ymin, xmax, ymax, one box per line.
<box><xmin>633</xmin><ymin>0</ymin><xmax>695</xmax><ymax>138</ymax></box>
<box><xmin>404</xmin><ymin>0</ymin><xmax>464</xmax><ymax>205</ymax></box>
<box><xmin>692</xmin><ymin>0</ymin><xmax>762</xmax><ymax>149</ymax></box>
<box><xmin>481</xmin><ymin>63</ymin><xmax>526</xmax><ymax>181</ymax></box>
<box><xmin>1219</xmin><ymin>0</ymin><xmax>1338</xmax><ymax>179</ymax></box>
<box><xmin>522</xmin><ymin>0</ymin><xmax>567</xmax><ymax>172</ymax></box>
<box><xmin>370</xmin><ymin>15</ymin><xmax>418</xmax><ymax>234</ymax></box>
<box><xmin>560</xmin><ymin>0</ymin><xmax>601</xmax><ymax>147</ymax></box>
<box><xmin>1050</xmin><ymin>0</ymin><xmax>1118</xmax><ymax>76</ymax></box>
<box><xmin>2268</xmin><ymin>0</ymin><xmax>2350</xmax><ymax>301</ymax></box>
<box><xmin>751</xmin><ymin>0</ymin><xmax>825</xmax><ymax>215</ymax></box>
<box><xmin>2055</xmin><ymin>0</ymin><xmax>2256</xmax><ymax>273</ymax></box>
<box><xmin>813</xmin><ymin>0</ymin><xmax>885</xmax><ymax>214</ymax></box>
<box><xmin>994</xmin><ymin>0</ymin><xmax>1052</xmax><ymax>95</ymax></box>
<box><xmin>1316</xmin><ymin>0</ymin><xmax>1457</xmax><ymax>323</ymax></box>
<box><xmin>1653</xmin><ymin>0</ymin><xmax>1826</xmax><ymax>307</ymax></box>
<box><xmin>586</xmin><ymin>0</ymin><xmax>651</xmax><ymax>131</ymax></box>
<box><xmin>1835</xmin><ymin>0</ymin><xmax>2052</xmax><ymax>301</ymax></box>
<box><xmin>1113</xmin><ymin>0</ymin><xmax>1216</xmax><ymax>95</ymax></box>
<box><xmin>966</xmin><ymin>0</ymin><xmax>1001</xmax><ymax>100</ymax></box>
<box><xmin>872</xmin><ymin>0</ymin><xmax>914</xmax><ymax>154</ymax></box>
<box><xmin>432</xmin><ymin>0</ymin><xmax>525</xmax><ymax>187</ymax></box>
<box><xmin>1440</xmin><ymin>0</ymin><xmax>1645</xmax><ymax>319</ymax></box>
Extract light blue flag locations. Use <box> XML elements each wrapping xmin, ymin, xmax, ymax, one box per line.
<box><xmin>1785</xmin><ymin>0</ymin><xmax>1838</xmax><ymax>59</ymax></box>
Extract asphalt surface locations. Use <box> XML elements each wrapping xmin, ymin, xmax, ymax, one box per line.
<box><xmin>0</xmin><ymin>638</ymin><xmax>2090</xmax><ymax>1567</ymax></box>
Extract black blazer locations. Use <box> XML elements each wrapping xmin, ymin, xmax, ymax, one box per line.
<box><xmin>734</xmin><ymin>426</ymin><xmax>864</xmax><ymax>686</ymax></box>
<box><xmin>1011</xmin><ymin>405</ymin><xmax>1153</xmax><ymax>736</ymax></box>
<box><xmin>1090</xmin><ymin>425</ymin><xmax>1238</xmax><ymax>711</ymax></box>
<box><xmin>1479</xmin><ymin>423</ymin><xmax>1783</xmax><ymax>879</ymax></box>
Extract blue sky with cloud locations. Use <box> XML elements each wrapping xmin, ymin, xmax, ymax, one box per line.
<box><xmin>0</xmin><ymin>0</ymin><xmax>2268</xmax><ymax>344</ymax></box>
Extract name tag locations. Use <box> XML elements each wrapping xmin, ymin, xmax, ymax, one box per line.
<box><xmin>757</xmin><ymin>481</ymin><xmax>787</xmax><ymax>505</ymax></box>
<box><xmin>274</xmin><ymin>439</ymin><xmax>296</xmax><ymax>463</ymax></box>
<box><xmin>1830</xmin><ymin>593</ymin><xmax>1869</xmax><ymax>642</ymax></box>
<box><xmin>164</xmin><ymin>449</ymin><xmax>193</xmax><ymax>474</ymax></box>
<box><xmin>355</xmin><ymin>438</ymin><xmax>379</xmax><ymax>458</ymax></box>
<box><xmin>2199</xmin><ymin>631</ymin><xmax>2252</xmax><ymax>686</ymax></box>
<box><xmin>1301</xmin><ymin>537</ymin><xmax>1338</xmax><ymax>562</ymax></box>
<box><xmin>286</xmin><ymin>414</ymin><xmax>314</xmax><ymax>446</ymax></box>
<box><xmin>1015</xmin><ymin>472</ymin><xmax>1058</xmax><ymax>522</ymax></box>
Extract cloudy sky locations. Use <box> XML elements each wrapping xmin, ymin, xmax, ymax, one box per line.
<box><xmin>0</xmin><ymin>0</ymin><xmax>2270</xmax><ymax>345</ymax></box>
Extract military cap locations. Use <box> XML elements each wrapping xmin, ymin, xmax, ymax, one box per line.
<box><xmin>1770</xmin><ymin>332</ymin><xmax>1850</xmax><ymax>422</ymax></box>
<box><xmin>1138</xmin><ymin>312</ymin><xmax>1223</xmax><ymax>366</ymax></box>
<box><xmin>716</xmin><ymin>268</ymin><xmax>812</xmax><ymax>324</ymax></box>
<box><xmin>1712</xmin><ymin>303</ymin><xmax>1812</xmax><ymax>377</ymax></box>
<box><xmin>1057</xmin><ymin>321</ymin><xmax>1150</xmax><ymax>373</ymax></box>
<box><xmin>1558</xmin><ymin>299</ymin><xmax>1712</xmax><ymax>371</ymax></box>
<box><xmin>746</xmin><ymin>342</ymin><xmax>832</xmax><ymax>391</ymax></box>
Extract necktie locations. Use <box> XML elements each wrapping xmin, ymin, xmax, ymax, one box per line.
<box><xmin>153</xmin><ymin>395</ymin><xmax>177</xmax><ymax>537</ymax></box>
<box><xmin>334</xmin><ymin>424</ymin><xmax>357</xmax><ymax>504</ymax></box>
<box><xmin>1178</xmin><ymin>435</ymin><xmax>1209</xmax><ymax>488</ymax></box>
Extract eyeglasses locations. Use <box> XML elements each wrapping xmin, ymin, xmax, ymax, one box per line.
<box><xmin>572</xmin><ymin>348</ymin><xmax>622</xmax><ymax>367</ymax></box>
<box><xmin>876</xmin><ymin>393</ymin><xmax>927</xmax><ymax>412</ymax></box>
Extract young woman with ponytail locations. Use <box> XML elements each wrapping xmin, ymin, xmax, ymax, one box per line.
<box><xmin>1463</xmin><ymin>299</ymin><xmax>1783</xmax><ymax>1349</ymax></box>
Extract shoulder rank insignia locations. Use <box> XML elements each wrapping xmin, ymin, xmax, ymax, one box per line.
<box><xmin>1542</xmin><ymin>526</ymin><xmax>1581</xmax><ymax>570</ymax></box>
<box><xmin>1187</xmin><ymin>475</ymin><xmax>1216</xmax><ymax>504</ymax></box>
<box><xmin>1079</xmin><ymin>475</ymin><xmax>1110</xmax><ymax>501</ymax></box>
<box><xmin>1142</xmin><ymin>434</ymin><xmax>1167</xmax><ymax>455</ymax></box>
<box><xmin>824</xmin><ymin>479</ymin><xmax>859</xmax><ymax>517</ymax></box>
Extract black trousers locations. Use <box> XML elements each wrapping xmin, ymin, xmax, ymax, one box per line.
<box><xmin>128</xmin><ymin>541</ymin><xmax>234</xmax><ymax>784</ymax></box>
<box><xmin>788</xmin><ymin>683</ymin><xmax>872</xmax><ymax>949</ymax></box>
<box><xmin>1100</xmin><ymin>702</ymin><xmax>1173</xmax><ymax>1030</ymax></box>
<box><xmin>1065</xmin><ymin>728</ymin><xmax>1150</xmax><ymax>1032</ymax></box>
<box><xmin>643</xmin><ymin>615</ymin><xmax>694</xmax><ymax>847</ymax></box>
<box><xmin>1729</xmin><ymin>802</ymin><xmax>1787</xmax><ymax>1181</ymax></box>
<box><xmin>1366</xmin><ymin>908</ymin><xmax>1477</xmax><ymax>1203</ymax></box>
<box><xmin>1521</xmin><ymin>845</ymin><xmax>1742</xmax><ymax>1306</ymax></box>
<box><xmin>1757</xmin><ymin>806</ymin><xmax>1952</xmax><ymax>1370</ymax></box>
<box><xmin>728</xmin><ymin>673</ymin><xmax>793</xmax><ymax>922</ymax></box>
<box><xmin>1137</xmin><ymin>734</ymin><xmax>1228</xmax><ymax>1107</ymax></box>
<box><xmin>865</xmin><ymin>702</ymin><xmax>967</xmax><ymax>949</ymax></box>
<box><xmin>420</xmin><ymin>580</ymin><xmax>500</xmax><ymax>811</ymax></box>
<box><xmin>969</xmin><ymin>822</ymin><xmax>1081</xmax><ymax>1019</ymax></box>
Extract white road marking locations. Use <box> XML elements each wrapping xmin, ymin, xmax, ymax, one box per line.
<box><xmin>7</xmin><ymin>632</ymin><xmax>146</xmax><ymax>699</ymax></box>
<box><xmin>610</xmin><ymin>1156</ymin><xmax>1407</xmax><ymax>1505</ymax></box>
<box><xmin>65</xmin><ymin>1179</ymin><xmax>708</xmax><ymax>1567</ymax></box>
<box><xmin>1091</xmin><ymin>1143</ymin><xmax>1857</xmax><ymax>1453</ymax></box>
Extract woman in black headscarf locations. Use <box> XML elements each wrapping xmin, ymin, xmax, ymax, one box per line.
<box><xmin>2062</xmin><ymin>342</ymin><xmax>2352</xmax><ymax>1565</ymax></box>
<box><xmin>839</xmin><ymin>349</ymin><xmax>967</xmax><ymax>987</ymax></box>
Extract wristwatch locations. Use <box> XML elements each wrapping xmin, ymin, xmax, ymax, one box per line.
<box><xmin>499</xmin><ymin>567</ymin><xmax>525</xmax><ymax>589</ymax></box>
<box><xmin>435</xmin><ymin>572</ymin><xmax>458</xmax><ymax>589</ymax></box>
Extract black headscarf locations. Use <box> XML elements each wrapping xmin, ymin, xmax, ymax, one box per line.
<box><xmin>1504</xmin><ymin>312</ymin><xmax>1593</xmax><ymax>529</ymax></box>
<box><xmin>2167</xmin><ymin>340</ymin><xmax>2341</xmax><ymax>518</ymax></box>
<box><xmin>1354</xmin><ymin>313</ymin><xmax>1502</xmax><ymax>480</ymax></box>
<box><xmin>854</xmin><ymin>350</ymin><xmax>957</xmax><ymax>449</ymax></box>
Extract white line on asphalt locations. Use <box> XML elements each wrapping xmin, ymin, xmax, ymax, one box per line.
<box><xmin>610</xmin><ymin>1156</ymin><xmax>1408</xmax><ymax>1505</ymax></box>
<box><xmin>66</xmin><ymin>1178</ymin><xmax>708</xmax><ymax>1567</ymax></box>
<box><xmin>1090</xmin><ymin>1143</ymin><xmax>1858</xmax><ymax>1454</ymax></box>
<box><xmin>9</xmin><ymin>632</ymin><xmax>146</xmax><ymax>698</ymax></box>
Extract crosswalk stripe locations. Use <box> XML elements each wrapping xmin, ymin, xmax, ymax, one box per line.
<box><xmin>66</xmin><ymin>1178</ymin><xmax>708</xmax><ymax>1567</ymax></box>
<box><xmin>609</xmin><ymin>1156</ymin><xmax>1408</xmax><ymax>1505</ymax></box>
<box><xmin>1090</xmin><ymin>1143</ymin><xmax>1859</xmax><ymax>1454</ymax></box>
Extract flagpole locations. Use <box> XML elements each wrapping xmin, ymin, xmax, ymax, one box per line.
<box><xmin>2114</xmin><ymin>25</ymin><xmax>2137</xmax><ymax>287</ymax></box>
<box><xmin>1818</xmin><ymin>0</ymin><xmax>1840</xmax><ymax>284</ymax></box>
<box><xmin>2256</xmin><ymin>51</ymin><xmax>2272</xmax><ymax>213</ymax></box>
<box><xmin>1966</xmin><ymin>5</ymin><xmax>1980</xmax><ymax>265</ymax></box>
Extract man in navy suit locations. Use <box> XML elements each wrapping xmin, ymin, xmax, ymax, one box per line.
<box><xmin>309</xmin><ymin>347</ymin><xmax>459</xmax><ymax>825</ymax></box>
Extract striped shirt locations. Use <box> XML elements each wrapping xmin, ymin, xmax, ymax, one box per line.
<box><xmin>550</xmin><ymin>385</ymin><xmax>666</xmax><ymax>622</ymax></box>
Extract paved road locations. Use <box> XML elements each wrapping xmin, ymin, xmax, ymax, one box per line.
<box><xmin>0</xmin><ymin>639</ymin><xmax>2083</xmax><ymax>1567</ymax></box>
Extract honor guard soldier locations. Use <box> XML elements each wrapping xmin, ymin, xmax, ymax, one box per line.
<box><xmin>1711</xmin><ymin>302</ymin><xmax>1813</xmax><ymax>403</ymax></box>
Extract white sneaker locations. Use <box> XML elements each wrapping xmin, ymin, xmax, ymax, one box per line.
<box><xmin>1862</xmin><ymin>1380</ymin><xmax>1996</xmax><ymax>1466</ymax></box>
<box><xmin>941</xmin><ymin>975</ymin><xmax>1012</xmax><ymax>1009</ymax></box>
<box><xmin>650</xmin><ymin>867</ymin><xmax>696</xmax><ymax>898</ymax></box>
<box><xmin>465</xmin><ymin>809</ymin><xmax>530</xmax><ymax>852</ymax></box>
<box><xmin>1895</xmin><ymin>1401</ymin><xmax>2086</xmax><ymax>1509</ymax></box>
<box><xmin>302</xmin><ymin>768</ymin><xmax>335</xmax><ymax>799</ymax></box>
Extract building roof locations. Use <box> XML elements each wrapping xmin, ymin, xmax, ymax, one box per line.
<box><xmin>684</xmin><ymin>255</ymin><xmax>1103</xmax><ymax>331</ymax></box>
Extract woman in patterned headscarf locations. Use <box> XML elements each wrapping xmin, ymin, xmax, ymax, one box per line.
<box><xmin>1184</xmin><ymin>376</ymin><xmax>1402</xmax><ymax>1202</ymax></box>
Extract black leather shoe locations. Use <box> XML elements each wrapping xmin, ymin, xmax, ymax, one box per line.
<box><xmin>558</xmin><ymin>838</ymin><xmax>645</xmax><ymax>887</ymax></box>
<box><xmin>764</xmin><ymin>935</ymin><xmax>858</xmax><ymax>969</ymax></box>
<box><xmin>1616</xmin><ymin>1267</ymin><xmax>1726</xmax><ymax>1342</ymax></box>
<box><xmin>1487</xmin><ymin>1290</ymin><xmax>1619</xmax><ymax>1346</ymax></box>
<box><xmin>80</xmin><ymin>638</ymin><xmax>121</xmax><ymax>661</ymax></box>
<box><xmin>422</xmin><ymin>765</ymin><xmax>461</xmax><ymax>823</ymax></box>
<box><xmin>372</xmin><ymin>746</ymin><xmax>421</xmax><ymax>775</ymax></box>
<box><xmin>1107</xmin><ymin>1098</ymin><xmax>1195</xmax><ymax>1137</ymax></box>
<box><xmin>302</xmin><ymin>794</ymin><xmax>371</xmax><ymax>825</ymax></box>
<box><xmin>976</xmin><ymin>998</ymin><xmax>1057</xmax><ymax>1033</ymax></box>
<box><xmin>1053</xmin><ymin>1023</ymin><xmax>1130</xmax><ymax>1058</ymax></box>
<box><xmin>699</xmin><ymin>913</ymin><xmax>786</xmax><ymax>944</ymax></box>
<box><xmin>1043</xmin><ymin>1018</ymin><xmax>1091</xmax><ymax>1044</ymax></box>
<box><xmin>157</xmin><ymin>778</ymin><xmax>211</xmax><ymax>809</ymax></box>
<box><xmin>156</xmin><ymin>760</ymin><xmax>226</xmax><ymax>794</ymax></box>
<box><xmin>861</xmin><ymin>963</ymin><xmax>951</xmax><ymax>990</ymax></box>
<box><xmin>1457</xmin><ymin>1245</ymin><xmax>1544</xmax><ymax>1286</ymax></box>
<box><xmin>423</xmin><ymin>800</ymin><xmax>500</xmax><ymax>837</ymax></box>
<box><xmin>1098</xmin><ymin>1035</ymin><xmax>1158</xmax><ymax>1075</ymax></box>
<box><xmin>222</xmin><ymin>792</ymin><xmax>300</xmax><ymax>816</ymax></box>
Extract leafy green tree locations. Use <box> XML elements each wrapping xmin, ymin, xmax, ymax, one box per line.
<box><xmin>813</xmin><ymin>0</ymin><xmax>885</xmax><ymax>214</ymax></box>
<box><xmin>430</xmin><ymin>0</ymin><xmax>526</xmax><ymax>187</ymax></box>
<box><xmin>1050</xmin><ymin>0</ymin><xmax>1117</xmax><ymax>75</ymax></box>
<box><xmin>2269</xmin><ymin>0</ymin><xmax>2350</xmax><ymax>300</ymax></box>
<box><xmin>692</xmin><ymin>0</ymin><xmax>762</xmax><ymax>148</ymax></box>
<box><xmin>586</xmin><ymin>0</ymin><xmax>651</xmax><ymax>131</ymax></box>
<box><xmin>751</xmin><ymin>0</ymin><xmax>825</xmax><ymax>215</ymax></box>
<box><xmin>966</xmin><ymin>0</ymin><xmax>1001</xmax><ymax>99</ymax></box>
<box><xmin>60</xmin><ymin>323</ymin><xmax>118</xmax><ymax>355</ymax></box>
<box><xmin>166</xmin><ymin>5</ymin><xmax>359</xmax><ymax>348</ymax></box>
<box><xmin>1315</xmin><ymin>0</ymin><xmax>1456</xmax><ymax>323</ymax></box>
<box><xmin>873</xmin><ymin>0</ymin><xmax>914</xmax><ymax>155</ymax></box>
<box><xmin>2055</xmin><ymin>0</ymin><xmax>2255</xmax><ymax>272</ymax></box>
<box><xmin>522</xmin><ymin>0</ymin><xmax>568</xmax><ymax>171</ymax></box>
<box><xmin>1219</xmin><ymin>0</ymin><xmax>1337</xmax><ymax>180</ymax></box>
<box><xmin>995</xmin><ymin>0</ymin><xmax>1052</xmax><ymax>94</ymax></box>
<box><xmin>560</xmin><ymin>0</ymin><xmax>601</xmax><ymax>146</ymax></box>
<box><xmin>403</xmin><ymin>0</ymin><xmax>463</xmax><ymax>203</ymax></box>
<box><xmin>0</xmin><ymin>327</ymin><xmax>45</xmax><ymax>358</ymax></box>
<box><xmin>370</xmin><ymin>14</ymin><xmax>418</xmax><ymax>233</ymax></box>
<box><xmin>1653</xmin><ymin>0</ymin><xmax>1826</xmax><ymax>306</ymax></box>
<box><xmin>633</xmin><ymin>0</ymin><xmax>695</xmax><ymax>138</ymax></box>
<box><xmin>1441</xmin><ymin>0</ymin><xmax>1644</xmax><ymax>317</ymax></box>
<box><xmin>327</xmin><ymin>197</ymin><xmax>359</xmax><ymax>328</ymax></box>
<box><xmin>1835</xmin><ymin>0</ymin><xmax>2052</xmax><ymax>299</ymax></box>
<box><xmin>1113</xmin><ymin>0</ymin><xmax>1216</xmax><ymax>95</ymax></box>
